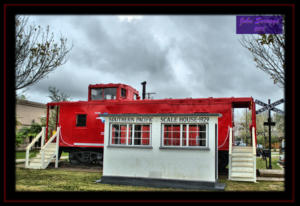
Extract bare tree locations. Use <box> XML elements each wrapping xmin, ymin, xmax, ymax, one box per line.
<box><xmin>239</xmin><ymin>26</ymin><xmax>285</xmax><ymax>88</ymax></box>
<box><xmin>15</xmin><ymin>16</ymin><xmax>72</xmax><ymax>90</ymax></box>
<box><xmin>48</xmin><ymin>86</ymin><xmax>70</xmax><ymax>102</ymax></box>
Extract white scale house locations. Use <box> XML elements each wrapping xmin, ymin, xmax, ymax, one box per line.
<box><xmin>97</xmin><ymin>113</ymin><xmax>226</xmax><ymax>190</ymax></box>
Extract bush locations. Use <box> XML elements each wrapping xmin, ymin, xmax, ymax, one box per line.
<box><xmin>16</xmin><ymin>123</ymin><xmax>42</xmax><ymax>147</ymax></box>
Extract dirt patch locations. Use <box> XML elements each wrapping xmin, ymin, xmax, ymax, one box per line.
<box><xmin>16</xmin><ymin>160</ymin><xmax>102</xmax><ymax>173</ymax></box>
<box><xmin>48</xmin><ymin>161</ymin><xmax>102</xmax><ymax>173</ymax></box>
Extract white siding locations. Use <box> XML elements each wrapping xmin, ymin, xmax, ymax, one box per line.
<box><xmin>103</xmin><ymin>116</ymin><xmax>218</xmax><ymax>182</ymax></box>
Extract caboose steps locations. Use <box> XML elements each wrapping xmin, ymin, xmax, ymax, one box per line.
<box><xmin>25</xmin><ymin>127</ymin><xmax>60</xmax><ymax>170</ymax></box>
<box><xmin>228</xmin><ymin>128</ymin><xmax>256</xmax><ymax>182</ymax></box>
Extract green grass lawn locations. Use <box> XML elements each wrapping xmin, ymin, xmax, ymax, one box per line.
<box><xmin>15</xmin><ymin>167</ymin><xmax>284</xmax><ymax>192</ymax></box>
<box><xmin>256</xmin><ymin>156</ymin><xmax>282</xmax><ymax>170</ymax></box>
<box><xmin>16</xmin><ymin>150</ymin><xmax>39</xmax><ymax>159</ymax></box>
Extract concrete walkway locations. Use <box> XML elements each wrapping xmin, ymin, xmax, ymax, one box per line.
<box><xmin>257</xmin><ymin>177</ymin><xmax>284</xmax><ymax>182</ymax></box>
<box><xmin>256</xmin><ymin>168</ymin><xmax>284</xmax><ymax>182</ymax></box>
<box><xmin>16</xmin><ymin>156</ymin><xmax>68</xmax><ymax>163</ymax></box>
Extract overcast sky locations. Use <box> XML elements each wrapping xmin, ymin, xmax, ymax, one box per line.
<box><xmin>17</xmin><ymin>15</ymin><xmax>284</xmax><ymax>113</ymax></box>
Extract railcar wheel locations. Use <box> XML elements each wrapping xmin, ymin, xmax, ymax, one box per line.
<box><xmin>69</xmin><ymin>152</ymin><xmax>80</xmax><ymax>165</ymax></box>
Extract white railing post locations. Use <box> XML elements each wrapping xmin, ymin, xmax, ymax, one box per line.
<box><xmin>228</xmin><ymin>127</ymin><xmax>232</xmax><ymax>180</ymax></box>
<box><xmin>41</xmin><ymin>127</ymin><xmax>46</xmax><ymax>148</ymax></box>
<box><xmin>252</xmin><ymin>127</ymin><xmax>256</xmax><ymax>155</ymax></box>
<box><xmin>25</xmin><ymin>149</ymin><xmax>29</xmax><ymax>168</ymax></box>
<box><xmin>55</xmin><ymin>127</ymin><xmax>60</xmax><ymax>168</ymax></box>
<box><xmin>41</xmin><ymin>149</ymin><xmax>45</xmax><ymax>169</ymax></box>
<box><xmin>252</xmin><ymin>127</ymin><xmax>257</xmax><ymax>182</ymax></box>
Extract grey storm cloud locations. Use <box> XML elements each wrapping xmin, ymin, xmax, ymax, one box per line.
<box><xmin>20</xmin><ymin>15</ymin><xmax>284</xmax><ymax>105</ymax></box>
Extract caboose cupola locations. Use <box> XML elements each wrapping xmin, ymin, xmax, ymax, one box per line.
<box><xmin>88</xmin><ymin>83</ymin><xmax>140</xmax><ymax>101</ymax></box>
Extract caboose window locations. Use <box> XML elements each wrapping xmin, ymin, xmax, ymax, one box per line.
<box><xmin>121</xmin><ymin>88</ymin><xmax>127</xmax><ymax>98</ymax></box>
<box><xmin>162</xmin><ymin>124</ymin><xmax>207</xmax><ymax>147</ymax></box>
<box><xmin>91</xmin><ymin>88</ymin><xmax>117</xmax><ymax>100</ymax></box>
<box><xmin>104</xmin><ymin>88</ymin><xmax>117</xmax><ymax>100</ymax></box>
<box><xmin>76</xmin><ymin>114</ymin><xmax>87</xmax><ymax>127</ymax></box>
<box><xmin>110</xmin><ymin>123</ymin><xmax>151</xmax><ymax>146</ymax></box>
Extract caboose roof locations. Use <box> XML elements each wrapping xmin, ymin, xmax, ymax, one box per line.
<box><xmin>97</xmin><ymin>113</ymin><xmax>222</xmax><ymax>117</ymax></box>
<box><xmin>88</xmin><ymin>83</ymin><xmax>139</xmax><ymax>93</ymax></box>
<box><xmin>47</xmin><ymin>97</ymin><xmax>253</xmax><ymax>108</ymax></box>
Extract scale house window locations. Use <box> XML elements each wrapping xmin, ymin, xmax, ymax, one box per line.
<box><xmin>162</xmin><ymin>124</ymin><xmax>207</xmax><ymax>147</ymax></box>
<box><xmin>110</xmin><ymin>124</ymin><xmax>151</xmax><ymax>146</ymax></box>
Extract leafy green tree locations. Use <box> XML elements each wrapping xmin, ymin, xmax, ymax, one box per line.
<box><xmin>15</xmin><ymin>16</ymin><xmax>72</xmax><ymax>90</ymax></box>
<box><xmin>16</xmin><ymin>123</ymin><xmax>42</xmax><ymax>147</ymax></box>
<box><xmin>273</xmin><ymin>113</ymin><xmax>284</xmax><ymax>138</ymax></box>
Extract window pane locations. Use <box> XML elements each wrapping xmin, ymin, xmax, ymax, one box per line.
<box><xmin>199</xmin><ymin>130</ymin><xmax>206</xmax><ymax>146</ymax></box>
<box><xmin>112</xmin><ymin>124</ymin><xmax>120</xmax><ymax>144</ymax></box>
<box><xmin>199</xmin><ymin>124</ymin><xmax>206</xmax><ymax>131</ymax></box>
<box><xmin>76</xmin><ymin>114</ymin><xmax>86</xmax><ymax>127</ymax></box>
<box><xmin>120</xmin><ymin>125</ymin><xmax>127</xmax><ymax>144</ymax></box>
<box><xmin>182</xmin><ymin>125</ymin><xmax>187</xmax><ymax>146</ymax></box>
<box><xmin>163</xmin><ymin>124</ymin><xmax>180</xmax><ymax>146</ymax></box>
<box><xmin>128</xmin><ymin>125</ymin><xmax>133</xmax><ymax>145</ymax></box>
<box><xmin>173</xmin><ymin>125</ymin><xmax>180</xmax><ymax>146</ymax></box>
<box><xmin>91</xmin><ymin>88</ymin><xmax>103</xmax><ymax>100</ymax></box>
<box><xmin>189</xmin><ymin>125</ymin><xmax>198</xmax><ymax>146</ymax></box>
<box><xmin>141</xmin><ymin>125</ymin><xmax>150</xmax><ymax>145</ymax></box>
<box><xmin>134</xmin><ymin>125</ymin><xmax>142</xmax><ymax>145</ymax></box>
<box><xmin>104</xmin><ymin>88</ymin><xmax>117</xmax><ymax>100</ymax></box>
<box><xmin>121</xmin><ymin>88</ymin><xmax>127</xmax><ymax>98</ymax></box>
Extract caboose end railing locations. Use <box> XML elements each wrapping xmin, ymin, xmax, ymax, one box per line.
<box><xmin>40</xmin><ymin>127</ymin><xmax>60</xmax><ymax>169</ymax></box>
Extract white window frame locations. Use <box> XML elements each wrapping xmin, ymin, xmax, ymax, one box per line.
<box><xmin>161</xmin><ymin>123</ymin><xmax>208</xmax><ymax>148</ymax></box>
<box><xmin>109</xmin><ymin>123</ymin><xmax>152</xmax><ymax>146</ymax></box>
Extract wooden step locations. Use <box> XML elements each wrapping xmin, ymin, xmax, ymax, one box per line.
<box><xmin>33</xmin><ymin>153</ymin><xmax>55</xmax><ymax>158</ymax></box>
<box><xmin>232</xmin><ymin>153</ymin><xmax>253</xmax><ymax>157</ymax></box>
<box><xmin>232</xmin><ymin>162</ymin><xmax>254</xmax><ymax>167</ymax></box>
<box><xmin>232</xmin><ymin>167</ymin><xmax>254</xmax><ymax>173</ymax></box>
<box><xmin>232</xmin><ymin>157</ymin><xmax>254</xmax><ymax>162</ymax></box>
<box><xmin>230</xmin><ymin>177</ymin><xmax>256</xmax><ymax>182</ymax></box>
<box><xmin>232</xmin><ymin>149</ymin><xmax>253</xmax><ymax>153</ymax></box>
<box><xmin>231</xmin><ymin>172</ymin><xmax>255</xmax><ymax>178</ymax></box>
<box><xmin>28</xmin><ymin>162</ymin><xmax>43</xmax><ymax>169</ymax></box>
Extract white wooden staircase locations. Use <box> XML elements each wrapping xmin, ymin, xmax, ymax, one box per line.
<box><xmin>25</xmin><ymin>127</ymin><xmax>60</xmax><ymax>169</ymax></box>
<box><xmin>228</xmin><ymin>127</ymin><xmax>256</xmax><ymax>182</ymax></box>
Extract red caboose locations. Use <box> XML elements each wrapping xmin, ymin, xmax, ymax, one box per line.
<box><xmin>46</xmin><ymin>82</ymin><xmax>256</xmax><ymax>171</ymax></box>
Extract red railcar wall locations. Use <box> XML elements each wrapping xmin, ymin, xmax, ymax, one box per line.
<box><xmin>54</xmin><ymin>97</ymin><xmax>255</xmax><ymax>151</ymax></box>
